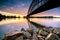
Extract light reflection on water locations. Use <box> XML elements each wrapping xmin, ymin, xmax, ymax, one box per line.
<box><xmin>0</xmin><ymin>18</ymin><xmax>60</xmax><ymax>38</ymax></box>
<box><xmin>30</xmin><ymin>18</ymin><xmax>60</xmax><ymax>27</ymax></box>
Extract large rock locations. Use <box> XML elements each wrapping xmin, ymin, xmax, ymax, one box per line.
<box><xmin>0</xmin><ymin>38</ymin><xmax>1</xmax><ymax>40</ymax></box>
<box><xmin>32</xmin><ymin>33</ymin><xmax>38</xmax><ymax>40</ymax></box>
<box><xmin>4</xmin><ymin>30</ymin><xmax>23</xmax><ymax>40</ymax></box>
<box><xmin>45</xmin><ymin>33</ymin><xmax>60</xmax><ymax>40</ymax></box>
<box><xmin>24</xmin><ymin>39</ymin><xmax>30</xmax><ymax>40</ymax></box>
<box><xmin>5</xmin><ymin>30</ymin><xmax>23</xmax><ymax>37</ymax></box>
<box><xmin>37</xmin><ymin>35</ymin><xmax>44</xmax><ymax>40</ymax></box>
<box><xmin>53</xmin><ymin>28</ymin><xmax>60</xmax><ymax>34</ymax></box>
<box><xmin>15</xmin><ymin>36</ymin><xmax>23</xmax><ymax>40</ymax></box>
<box><xmin>22</xmin><ymin>31</ymin><xmax>31</xmax><ymax>38</ymax></box>
<box><xmin>43</xmin><ymin>28</ymin><xmax>54</xmax><ymax>33</ymax></box>
<box><xmin>38</xmin><ymin>29</ymin><xmax>48</xmax><ymax>36</ymax></box>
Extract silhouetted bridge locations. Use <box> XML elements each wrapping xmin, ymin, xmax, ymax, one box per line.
<box><xmin>27</xmin><ymin>0</ymin><xmax>60</xmax><ymax>17</ymax></box>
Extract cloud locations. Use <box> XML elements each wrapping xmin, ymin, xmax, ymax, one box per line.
<box><xmin>0</xmin><ymin>0</ymin><xmax>32</xmax><ymax>14</ymax></box>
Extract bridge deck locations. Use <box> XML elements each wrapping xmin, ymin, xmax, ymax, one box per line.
<box><xmin>27</xmin><ymin>0</ymin><xmax>60</xmax><ymax>16</ymax></box>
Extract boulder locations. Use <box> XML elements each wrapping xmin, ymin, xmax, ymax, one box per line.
<box><xmin>43</xmin><ymin>28</ymin><xmax>54</xmax><ymax>33</ymax></box>
<box><xmin>5</xmin><ymin>30</ymin><xmax>23</xmax><ymax>37</ymax></box>
<box><xmin>37</xmin><ymin>35</ymin><xmax>44</xmax><ymax>40</ymax></box>
<box><xmin>22</xmin><ymin>31</ymin><xmax>31</xmax><ymax>38</ymax></box>
<box><xmin>53</xmin><ymin>28</ymin><xmax>60</xmax><ymax>34</ymax></box>
<box><xmin>45</xmin><ymin>33</ymin><xmax>60</xmax><ymax>40</ymax></box>
<box><xmin>15</xmin><ymin>36</ymin><xmax>23</xmax><ymax>40</ymax></box>
<box><xmin>25</xmin><ymin>39</ymin><xmax>30</xmax><ymax>40</ymax></box>
<box><xmin>38</xmin><ymin>29</ymin><xmax>48</xmax><ymax>36</ymax></box>
<box><xmin>32</xmin><ymin>33</ymin><xmax>38</xmax><ymax>40</ymax></box>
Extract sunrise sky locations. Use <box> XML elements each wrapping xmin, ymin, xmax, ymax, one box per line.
<box><xmin>0</xmin><ymin>0</ymin><xmax>60</xmax><ymax>16</ymax></box>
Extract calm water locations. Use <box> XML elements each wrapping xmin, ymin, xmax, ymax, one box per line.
<box><xmin>0</xmin><ymin>18</ymin><xmax>60</xmax><ymax>38</ymax></box>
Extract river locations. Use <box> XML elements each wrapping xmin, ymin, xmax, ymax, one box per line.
<box><xmin>0</xmin><ymin>18</ymin><xmax>60</xmax><ymax>38</ymax></box>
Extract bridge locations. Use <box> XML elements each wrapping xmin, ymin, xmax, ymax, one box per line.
<box><xmin>27</xmin><ymin>0</ymin><xmax>60</xmax><ymax>17</ymax></box>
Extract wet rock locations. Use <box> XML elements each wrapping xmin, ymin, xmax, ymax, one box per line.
<box><xmin>38</xmin><ymin>29</ymin><xmax>48</xmax><ymax>36</ymax></box>
<box><xmin>3</xmin><ymin>27</ymin><xmax>60</xmax><ymax>40</ymax></box>
<box><xmin>26</xmin><ymin>28</ymin><xmax>33</xmax><ymax>35</ymax></box>
<box><xmin>45</xmin><ymin>33</ymin><xmax>60</xmax><ymax>40</ymax></box>
<box><xmin>57</xmin><ymin>34</ymin><xmax>60</xmax><ymax>38</ymax></box>
<box><xmin>3</xmin><ymin>33</ymin><xmax>23</xmax><ymax>40</ymax></box>
<box><xmin>22</xmin><ymin>31</ymin><xmax>31</xmax><ymax>38</ymax></box>
<box><xmin>5</xmin><ymin>30</ymin><xmax>23</xmax><ymax>37</ymax></box>
<box><xmin>43</xmin><ymin>28</ymin><xmax>54</xmax><ymax>33</ymax></box>
<box><xmin>3</xmin><ymin>30</ymin><xmax>23</xmax><ymax>40</ymax></box>
<box><xmin>0</xmin><ymin>38</ymin><xmax>1</xmax><ymax>40</ymax></box>
<box><xmin>0</xmin><ymin>39</ymin><xmax>1</xmax><ymax>40</ymax></box>
<box><xmin>21</xmin><ymin>28</ymin><xmax>26</xmax><ymax>32</ymax></box>
<box><xmin>32</xmin><ymin>33</ymin><xmax>38</xmax><ymax>40</ymax></box>
<box><xmin>25</xmin><ymin>39</ymin><xmax>30</xmax><ymax>40</ymax></box>
<box><xmin>15</xmin><ymin>36</ymin><xmax>23</xmax><ymax>40</ymax></box>
<box><xmin>53</xmin><ymin>28</ymin><xmax>60</xmax><ymax>34</ymax></box>
<box><xmin>38</xmin><ymin>38</ymin><xmax>44</xmax><ymax>40</ymax></box>
<box><xmin>37</xmin><ymin>35</ymin><xmax>44</xmax><ymax>40</ymax></box>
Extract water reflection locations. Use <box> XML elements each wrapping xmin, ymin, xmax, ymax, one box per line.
<box><xmin>0</xmin><ymin>18</ymin><xmax>29</xmax><ymax>38</ymax></box>
<box><xmin>0</xmin><ymin>18</ymin><xmax>26</xmax><ymax>25</ymax></box>
<box><xmin>0</xmin><ymin>18</ymin><xmax>60</xmax><ymax>38</ymax></box>
<box><xmin>29</xmin><ymin>18</ymin><xmax>60</xmax><ymax>27</ymax></box>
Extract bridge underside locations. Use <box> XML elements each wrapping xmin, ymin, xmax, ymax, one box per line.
<box><xmin>27</xmin><ymin>0</ymin><xmax>60</xmax><ymax>16</ymax></box>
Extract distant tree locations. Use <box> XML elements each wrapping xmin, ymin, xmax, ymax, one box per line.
<box><xmin>0</xmin><ymin>14</ymin><xmax>2</xmax><ymax>16</ymax></box>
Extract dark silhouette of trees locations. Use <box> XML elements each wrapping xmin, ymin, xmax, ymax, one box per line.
<box><xmin>0</xmin><ymin>13</ymin><xmax>20</xmax><ymax>21</ymax></box>
<box><xmin>0</xmin><ymin>13</ymin><xmax>20</xmax><ymax>18</ymax></box>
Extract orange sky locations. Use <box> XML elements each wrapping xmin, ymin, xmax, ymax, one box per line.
<box><xmin>0</xmin><ymin>11</ymin><xmax>25</xmax><ymax>17</ymax></box>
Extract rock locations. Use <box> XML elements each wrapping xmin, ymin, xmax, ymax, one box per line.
<box><xmin>28</xmin><ymin>23</ymin><xmax>38</xmax><ymax>33</ymax></box>
<box><xmin>21</xmin><ymin>28</ymin><xmax>26</xmax><ymax>32</ymax></box>
<box><xmin>57</xmin><ymin>34</ymin><xmax>60</xmax><ymax>38</ymax></box>
<box><xmin>4</xmin><ymin>30</ymin><xmax>23</xmax><ymax>40</ymax></box>
<box><xmin>25</xmin><ymin>39</ymin><xmax>30</xmax><ymax>40</ymax></box>
<box><xmin>26</xmin><ymin>28</ymin><xmax>33</xmax><ymax>35</ymax></box>
<box><xmin>32</xmin><ymin>33</ymin><xmax>38</xmax><ymax>40</ymax></box>
<box><xmin>43</xmin><ymin>28</ymin><xmax>54</xmax><ymax>33</ymax></box>
<box><xmin>53</xmin><ymin>28</ymin><xmax>60</xmax><ymax>34</ymax></box>
<box><xmin>0</xmin><ymin>38</ymin><xmax>1</xmax><ymax>40</ymax></box>
<box><xmin>3</xmin><ymin>27</ymin><xmax>60</xmax><ymax>40</ymax></box>
<box><xmin>45</xmin><ymin>33</ymin><xmax>60</xmax><ymax>40</ymax></box>
<box><xmin>15</xmin><ymin>36</ymin><xmax>23</xmax><ymax>40</ymax></box>
<box><xmin>0</xmin><ymin>39</ymin><xmax>1</xmax><ymax>40</ymax></box>
<box><xmin>38</xmin><ymin>37</ymin><xmax>44</xmax><ymax>40</ymax></box>
<box><xmin>37</xmin><ymin>35</ymin><xmax>44</xmax><ymax>40</ymax></box>
<box><xmin>5</xmin><ymin>30</ymin><xmax>23</xmax><ymax>37</ymax></box>
<box><xmin>22</xmin><ymin>31</ymin><xmax>31</xmax><ymax>38</ymax></box>
<box><xmin>38</xmin><ymin>29</ymin><xmax>48</xmax><ymax>36</ymax></box>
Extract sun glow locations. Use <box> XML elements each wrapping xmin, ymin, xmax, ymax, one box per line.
<box><xmin>20</xmin><ymin>15</ymin><xmax>25</xmax><ymax>18</ymax></box>
<box><xmin>0</xmin><ymin>18</ymin><xmax>26</xmax><ymax>25</ymax></box>
<box><xmin>54</xmin><ymin>16</ymin><xmax>60</xmax><ymax>17</ymax></box>
<box><xmin>0</xmin><ymin>11</ymin><xmax>25</xmax><ymax>17</ymax></box>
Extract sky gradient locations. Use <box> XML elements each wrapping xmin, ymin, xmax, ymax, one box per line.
<box><xmin>0</xmin><ymin>0</ymin><xmax>60</xmax><ymax>16</ymax></box>
<box><xmin>0</xmin><ymin>0</ymin><xmax>32</xmax><ymax>15</ymax></box>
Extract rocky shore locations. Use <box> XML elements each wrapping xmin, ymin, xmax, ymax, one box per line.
<box><xmin>2</xmin><ymin>27</ymin><xmax>60</xmax><ymax>40</ymax></box>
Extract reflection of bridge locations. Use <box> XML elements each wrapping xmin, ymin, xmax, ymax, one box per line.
<box><xmin>27</xmin><ymin>0</ymin><xmax>60</xmax><ymax>16</ymax></box>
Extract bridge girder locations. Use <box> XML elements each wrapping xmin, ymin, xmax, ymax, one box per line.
<box><xmin>27</xmin><ymin>0</ymin><xmax>60</xmax><ymax>17</ymax></box>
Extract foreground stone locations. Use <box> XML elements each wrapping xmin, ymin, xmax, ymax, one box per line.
<box><xmin>22</xmin><ymin>31</ymin><xmax>31</xmax><ymax>38</ymax></box>
<box><xmin>2</xmin><ymin>27</ymin><xmax>60</xmax><ymax>40</ymax></box>
<box><xmin>53</xmin><ymin>28</ymin><xmax>60</xmax><ymax>34</ymax></box>
<box><xmin>5</xmin><ymin>30</ymin><xmax>23</xmax><ymax>37</ymax></box>
<box><xmin>32</xmin><ymin>33</ymin><xmax>38</xmax><ymax>40</ymax></box>
<box><xmin>38</xmin><ymin>29</ymin><xmax>48</xmax><ymax>36</ymax></box>
<box><xmin>15</xmin><ymin>36</ymin><xmax>23</xmax><ymax>40</ymax></box>
<box><xmin>45</xmin><ymin>33</ymin><xmax>60</xmax><ymax>40</ymax></box>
